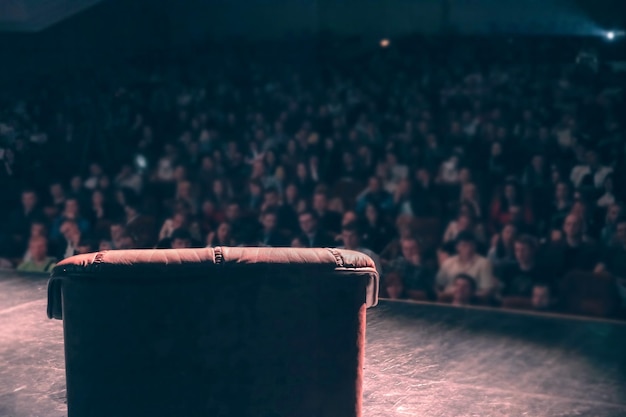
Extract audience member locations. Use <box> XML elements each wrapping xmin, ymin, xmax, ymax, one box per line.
<box><xmin>436</xmin><ymin>232</ymin><xmax>496</xmax><ymax>297</ymax></box>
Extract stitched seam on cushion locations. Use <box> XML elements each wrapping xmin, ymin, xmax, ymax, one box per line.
<box><xmin>214</xmin><ymin>246</ymin><xmax>224</xmax><ymax>265</ymax></box>
<box><xmin>327</xmin><ymin>248</ymin><xmax>344</xmax><ymax>268</ymax></box>
<box><xmin>93</xmin><ymin>252</ymin><xmax>106</xmax><ymax>264</ymax></box>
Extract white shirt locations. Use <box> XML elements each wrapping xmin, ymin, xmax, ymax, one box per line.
<box><xmin>570</xmin><ymin>164</ymin><xmax>613</xmax><ymax>188</ymax></box>
<box><xmin>436</xmin><ymin>255</ymin><xmax>495</xmax><ymax>293</ymax></box>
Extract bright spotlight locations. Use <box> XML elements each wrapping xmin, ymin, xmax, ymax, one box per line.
<box><xmin>380</xmin><ymin>38</ymin><xmax>390</xmax><ymax>48</ymax></box>
<box><xmin>606</xmin><ymin>31</ymin><xmax>615</xmax><ymax>40</ymax></box>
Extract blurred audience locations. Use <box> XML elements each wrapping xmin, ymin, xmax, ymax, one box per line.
<box><xmin>1</xmin><ymin>35</ymin><xmax>625</xmax><ymax>319</ymax></box>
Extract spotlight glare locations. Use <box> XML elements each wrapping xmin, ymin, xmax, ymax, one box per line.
<box><xmin>606</xmin><ymin>31</ymin><xmax>615</xmax><ymax>40</ymax></box>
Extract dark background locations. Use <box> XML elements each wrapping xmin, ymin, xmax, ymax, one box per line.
<box><xmin>0</xmin><ymin>0</ymin><xmax>624</xmax><ymax>79</ymax></box>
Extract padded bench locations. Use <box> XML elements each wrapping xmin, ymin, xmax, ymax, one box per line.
<box><xmin>48</xmin><ymin>247</ymin><xmax>379</xmax><ymax>417</ymax></box>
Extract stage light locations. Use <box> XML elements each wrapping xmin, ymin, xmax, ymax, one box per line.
<box><xmin>606</xmin><ymin>31</ymin><xmax>615</xmax><ymax>40</ymax></box>
<box><xmin>380</xmin><ymin>38</ymin><xmax>390</xmax><ymax>48</ymax></box>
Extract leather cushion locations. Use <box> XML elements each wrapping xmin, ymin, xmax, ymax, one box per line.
<box><xmin>48</xmin><ymin>247</ymin><xmax>379</xmax><ymax>319</ymax></box>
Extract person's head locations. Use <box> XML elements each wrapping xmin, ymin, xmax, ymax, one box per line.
<box><xmin>60</xmin><ymin>220</ymin><xmax>80</xmax><ymax>241</ymax></box>
<box><xmin>458</xmin><ymin>167</ymin><xmax>472</xmax><ymax>184</ymax></box>
<box><xmin>298</xmin><ymin>211</ymin><xmax>318</xmax><ymax>235</ymax></box>
<box><xmin>248</xmin><ymin>180</ymin><xmax>263</xmax><ymax>196</ymax></box>
<box><xmin>491</xmin><ymin>141</ymin><xmax>503</xmax><ymax>157</ymax></box>
<box><xmin>171</xmin><ymin>211</ymin><xmax>189</xmax><ymax>230</ymax></box>
<box><xmin>458</xmin><ymin>201</ymin><xmax>477</xmax><ymax>220</ymax></box>
<box><xmin>263</xmin><ymin>188</ymin><xmax>280</xmax><ymax>208</ymax></box>
<box><xmin>89</xmin><ymin>162</ymin><xmax>103</xmax><ymax>177</ymax></box>
<box><xmin>452</xmin><ymin>274</ymin><xmax>476</xmax><ymax>306</ymax></box>
<box><xmin>396</xmin><ymin>214</ymin><xmax>416</xmax><ymax>239</ymax></box>
<box><xmin>563</xmin><ymin>213</ymin><xmax>583</xmax><ymax>241</ymax></box>
<box><xmin>503</xmin><ymin>182</ymin><xmax>517</xmax><ymax>202</ymax></box>
<box><xmin>91</xmin><ymin>189</ymin><xmax>105</xmax><ymax>207</ymax></box>
<box><xmin>461</xmin><ymin>182</ymin><xmax>478</xmax><ymax>201</ymax></box>
<box><xmin>21</xmin><ymin>189</ymin><xmax>38</xmax><ymax>211</ymax></box>
<box><xmin>606</xmin><ymin>203</ymin><xmax>623</xmax><ymax>224</ymax></box>
<box><xmin>368</xmin><ymin>176</ymin><xmax>381</xmax><ymax>193</ymax></box>
<box><xmin>514</xmin><ymin>235</ymin><xmax>538</xmax><ymax>266</ymax></box>
<box><xmin>555</xmin><ymin>181</ymin><xmax>570</xmax><ymax>201</ymax></box>
<box><xmin>365</xmin><ymin>203</ymin><xmax>379</xmax><ymax>223</ymax></box>
<box><xmin>173</xmin><ymin>165</ymin><xmax>187</xmax><ymax>182</ymax></box>
<box><xmin>117</xmin><ymin>234</ymin><xmax>135</xmax><ymax>249</ymax></box>
<box><xmin>212</xmin><ymin>179</ymin><xmax>226</xmax><ymax>196</ymax></box>
<box><xmin>63</xmin><ymin>198</ymin><xmax>80</xmax><ymax>218</ymax></box>
<box><xmin>341</xmin><ymin>222</ymin><xmax>361</xmax><ymax>250</ymax></box>
<box><xmin>342</xmin><ymin>210</ymin><xmax>357</xmax><ymax>226</ymax></box>
<box><xmin>109</xmin><ymin>222</ymin><xmax>125</xmax><ymax>241</ymax></box>
<box><xmin>201</xmin><ymin>155</ymin><xmax>214</xmax><ymax>171</ymax></box>
<box><xmin>261</xmin><ymin>209</ymin><xmax>278</xmax><ymax>232</ymax></box>
<box><xmin>30</xmin><ymin>221</ymin><xmax>47</xmax><ymax>238</ymax></box>
<box><xmin>176</xmin><ymin>180</ymin><xmax>192</xmax><ymax>198</ymax></box>
<box><xmin>313</xmin><ymin>191</ymin><xmax>329</xmax><ymax>212</ymax></box>
<box><xmin>49</xmin><ymin>182</ymin><xmax>65</xmax><ymax>199</ymax></box>
<box><xmin>456</xmin><ymin>231</ymin><xmax>477</xmax><ymax>259</ymax></box>
<box><xmin>216</xmin><ymin>222</ymin><xmax>232</xmax><ymax>243</ymax></box>
<box><xmin>225</xmin><ymin>201</ymin><xmax>241</xmax><ymax>222</ymax></box>
<box><xmin>296</xmin><ymin>162</ymin><xmax>308</xmax><ymax>179</ymax></box>
<box><xmin>385</xmin><ymin>151</ymin><xmax>398</xmax><ymax>167</ymax></box>
<box><xmin>501</xmin><ymin>223</ymin><xmax>517</xmax><ymax>245</ymax></box>
<box><xmin>400</xmin><ymin>237</ymin><xmax>421</xmax><ymax>265</ymax></box>
<box><xmin>98</xmin><ymin>175</ymin><xmax>111</xmax><ymax>190</ymax></box>
<box><xmin>170</xmin><ymin>229</ymin><xmax>192</xmax><ymax>249</ymax></box>
<box><xmin>570</xmin><ymin>200</ymin><xmax>588</xmax><ymax>220</ymax></box>
<box><xmin>531</xmin><ymin>154</ymin><xmax>544</xmax><ymax>171</ymax></box>
<box><xmin>99</xmin><ymin>240</ymin><xmax>113</xmax><ymax>251</ymax></box>
<box><xmin>285</xmin><ymin>183</ymin><xmax>299</xmax><ymax>203</ymax></box>
<box><xmin>70</xmin><ymin>175</ymin><xmax>82</xmax><ymax>192</ymax></box>
<box><xmin>416</xmin><ymin>167</ymin><xmax>431</xmax><ymax>184</ymax></box>
<box><xmin>28</xmin><ymin>236</ymin><xmax>48</xmax><ymax>261</ymax></box>
<box><xmin>531</xmin><ymin>284</ymin><xmax>551</xmax><ymax>310</ymax></box>
<box><xmin>252</xmin><ymin>160</ymin><xmax>266</xmax><ymax>178</ymax></box>
<box><xmin>291</xmin><ymin>236</ymin><xmax>307</xmax><ymax>248</ymax></box>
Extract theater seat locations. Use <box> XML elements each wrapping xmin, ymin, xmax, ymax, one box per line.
<box><xmin>560</xmin><ymin>271</ymin><xmax>620</xmax><ymax>318</ymax></box>
<box><xmin>48</xmin><ymin>247</ymin><xmax>379</xmax><ymax>417</ymax></box>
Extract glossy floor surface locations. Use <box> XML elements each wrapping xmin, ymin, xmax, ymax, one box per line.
<box><xmin>1</xmin><ymin>271</ymin><xmax>625</xmax><ymax>417</ymax></box>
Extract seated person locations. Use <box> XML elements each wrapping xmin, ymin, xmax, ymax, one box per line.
<box><xmin>531</xmin><ymin>283</ymin><xmax>555</xmax><ymax>312</ymax></box>
<box><xmin>498</xmin><ymin>235</ymin><xmax>552</xmax><ymax>297</ymax></box>
<box><xmin>539</xmin><ymin>213</ymin><xmax>600</xmax><ymax>280</ymax></box>
<box><xmin>436</xmin><ymin>231</ymin><xmax>497</xmax><ymax>298</ymax></box>
<box><xmin>451</xmin><ymin>274</ymin><xmax>479</xmax><ymax>306</ymax></box>
<box><xmin>296</xmin><ymin>211</ymin><xmax>336</xmax><ymax>248</ymax></box>
<box><xmin>487</xmin><ymin>223</ymin><xmax>517</xmax><ymax>270</ymax></box>
<box><xmin>17</xmin><ymin>236</ymin><xmax>57</xmax><ymax>273</ymax></box>
<box><xmin>388</xmin><ymin>237</ymin><xmax>435</xmax><ymax>300</ymax></box>
<box><xmin>257</xmin><ymin>209</ymin><xmax>290</xmax><ymax>247</ymax></box>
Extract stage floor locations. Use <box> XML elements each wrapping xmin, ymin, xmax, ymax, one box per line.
<box><xmin>1</xmin><ymin>271</ymin><xmax>625</xmax><ymax>417</ymax></box>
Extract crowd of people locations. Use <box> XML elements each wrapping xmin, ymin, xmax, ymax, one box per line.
<box><xmin>0</xmin><ymin>36</ymin><xmax>624</xmax><ymax>318</ymax></box>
